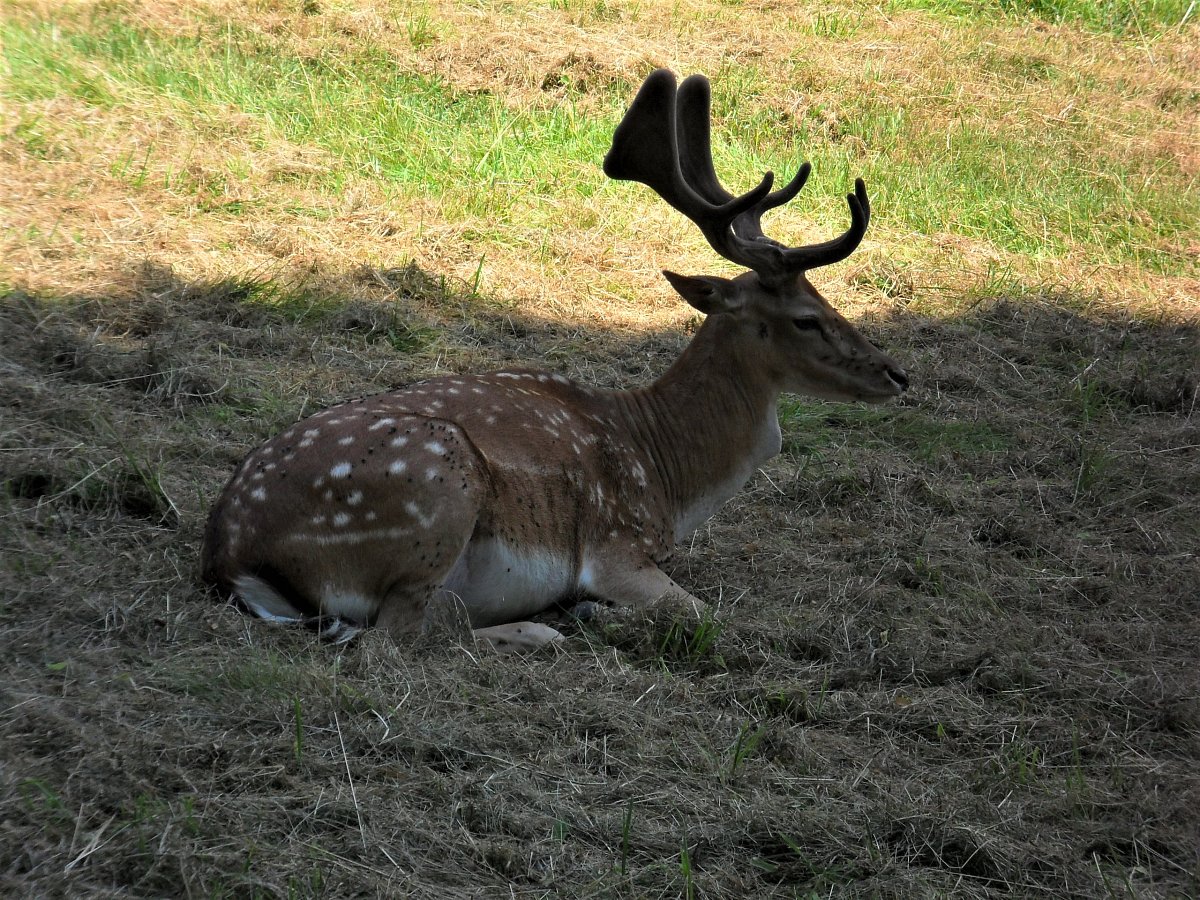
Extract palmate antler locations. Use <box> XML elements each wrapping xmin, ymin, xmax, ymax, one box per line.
<box><xmin>603</xmin><ymin>68</ymin><xmax>870</xmax><ymax>286</ymax></box>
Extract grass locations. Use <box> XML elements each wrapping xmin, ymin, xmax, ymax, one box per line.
<box><xmin>3</xmin><ymin>3</ymin><xmax>1196</xmax><ymax>287</ymax></box>
<box><xmin>1</xmin><ymin>0</ymin><xmax>1198</xmax><ymax>897</ymax></box>
<box><xmin>3</xmin><ymin>14</ymin><xmax>616</xmax><ymax>234</ymax></box>
<box><xmin>890</xmin><ymin>0</ymin><xmax>1195</xmax><ymax>32</ymax></box>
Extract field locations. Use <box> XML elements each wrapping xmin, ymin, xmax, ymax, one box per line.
<box><xmin>2</xmin><ymin>0</ymin><xmax>1198</xmax><ymax>896</ymax></box>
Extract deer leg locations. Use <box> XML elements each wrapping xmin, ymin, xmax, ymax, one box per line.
<box><xmin>378</xmin><ymin>586</ymin><xmax>563</xmax><ymax>652</ymax></box>
<box><xmin>473</xmin><ymin>622</ymin><xmax>565</xmax><ymax>653</ymax></box>
<box><xmin>375</xmin><ymin>584</ymin><xmax>432</xmax><ymax>640</ymax></box>
<box><xmin>582</xmin><ymin>559</ymin><xmax>708</xmax><ymax>619</ymax></box>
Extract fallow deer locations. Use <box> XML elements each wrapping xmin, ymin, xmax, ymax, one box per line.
<box><xmin>201</xmin><ymin>69</ymin><xmax>908</xmax><ymax>651</ymax></box>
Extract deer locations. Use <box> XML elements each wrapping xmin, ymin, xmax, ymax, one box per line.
<box><xmin>201</xmin><ymin>69</ymin><xmax>908</xmax><ymax>652</ymax></box>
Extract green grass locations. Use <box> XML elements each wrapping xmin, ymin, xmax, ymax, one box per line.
<box><xmin>2</xmin><ymin>10</ymin><xmax>1195</xmax><ymax>275</ymax></box>
<box><xmin>724</xmin><ymin>721</ymin><xmax>767</xmax><ymax>781</ymax></box>
<box><xmin>1</xmin><ymin>15</ymin><xmax>616</xmax><ymax>224</ymax></box>
<box><xmin>782</xmin><ymin>402</ymin><xmax>1014</xmax><ymax>460</ymax></box>
<box><xmin>887</xmin><ymin>0</ymin><xmax>1194</xmax><ymax>32</ymax></box>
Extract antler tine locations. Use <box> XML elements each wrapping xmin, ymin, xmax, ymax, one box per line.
<box><xmin>674</xmin><ymin>74</ymin><xmax>733</xmax><ymax>206</ymax></box>
<box><xmin>779</xmin><ymin>178</ymin><xmax>871</xmax><ymax>272</ymax></box>
<box><xmin>604</xmin><ymin>70</ymin><xmax>777</xmax><ymax>272</ymax></box>
<box><xmin>729</xmin><ymin>162</ymin><xmax>812</xmax><ymax>244</ymax></box>
<box><xmin>602</xmin><ymin>70</ymin><xmax>684</xmax><ymax>202</ymax></box>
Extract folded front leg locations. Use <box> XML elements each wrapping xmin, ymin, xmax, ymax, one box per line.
<box><xmin>473</xmin><ymin>622</ymin><xmax>565</xmax><ymax>653</ymax></box>
<box><xmin>581</xmin><ymin>557</ymin><xmax>708</xmax><ymax>619</ymax></box>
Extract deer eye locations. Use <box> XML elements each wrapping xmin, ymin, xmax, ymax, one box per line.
<box><xmin>793</xmin><ymin>318</ymin><xmax>822</xmax><ymax>332</ymax></box>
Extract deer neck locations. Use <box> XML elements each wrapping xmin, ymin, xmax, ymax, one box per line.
<box><xmin>617</xmin><ymin>314</ymin><xmax>783</xmax><ymax>542</ymax></box>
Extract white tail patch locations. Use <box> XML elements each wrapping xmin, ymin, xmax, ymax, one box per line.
<box><xmin>232</xmin><ymin>575</ymin><xmax>365</xmax><ymax>644</ymax></box>
<box><xmin>233</xmin><ymin>575</ymin><xmax>303</xmax><ymax>622</ymax></box>
<box><xmin>318</xmin><ymin>588</ymin><xmax>376</xmax><ymax>624</ymax></box>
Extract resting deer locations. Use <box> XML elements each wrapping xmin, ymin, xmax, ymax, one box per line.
<box><xmin>201</xmin><ymin>69</ymin><xmax>908</xmax><ymax>651</ymax></box>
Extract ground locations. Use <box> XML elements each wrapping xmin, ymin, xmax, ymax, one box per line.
<box><xmin>2</xmin><ymin>1</ymin><xmax>1198</xmax><ymax>897</ymax></box>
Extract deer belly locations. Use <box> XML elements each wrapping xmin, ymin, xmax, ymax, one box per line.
<box><xmin>442</xmin><ymin>538</ymin><xmax>575</xmax><ymax>626</ymax></box>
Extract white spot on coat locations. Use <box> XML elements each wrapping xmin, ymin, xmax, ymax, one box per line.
<box><xmin>330</xmin><ymin>462</ymin><xmax>353</xmax><ymax>479</ymax></box>
<box><xmin>285</xmin><ymin>526</ymin><xmax>413</xmax><ymax>546</ymax></box>
<box><xmin>404</xmin><ymin>501</ymin><xmax>436</xmax><ymax>528</ymax></box>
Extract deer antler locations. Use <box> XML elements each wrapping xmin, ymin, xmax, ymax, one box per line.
<box><xmin>604</xmin><ymin>69</ymin><xmax>870</xmax><ymax>285</ymax></box>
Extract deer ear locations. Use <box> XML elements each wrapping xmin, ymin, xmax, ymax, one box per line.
<box><xmin>662</xmin><ymin>270</ymin><xmax>742</xmax><ymax>315</ymax></box>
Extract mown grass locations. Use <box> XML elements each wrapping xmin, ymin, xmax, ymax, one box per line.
<box><xmin>3</xmin><ymin>3</ymin><xmax>1195</xmax><ymax>280</ymax></box>
<box><xmin>3</xmin><ymin>13</ymin><xmax>614</xmax><ymax>234</ymax></box>
<box><xmin>889</xmin><ymin>0</ymin><xmax>1194</xmax><ymax>32</ymax></box>
<box><xmin>2</xmin><ymin>1</ymin><xmax>1197</xmax><ymax>897</ymax></box>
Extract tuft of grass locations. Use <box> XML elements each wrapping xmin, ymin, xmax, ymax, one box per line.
<box><xmin>618</xmin><ymin>798</ymin><xmax>634</xmax><ymax>877</ymax></box>
<box><xmin>292</xmin><ymin>697</ymin><xmax>305</xmax><ymax>762</ymax></box>
<box><xmin>724</xmin><ymin>720</ymin><xmax>767</xmax><ymax>782</ymax></box>
<box><xmin>751</xmin><ymin>678</ymin><xmax>833</xmax><ymax>725</ymax></box>
<box><xmin>657</xmin><ymin>608</ymin><xmax>725</xmax><ymax>669</ymax></box>
<box><xmin>679</xmin><ymin>833</ymin><xmax>696</xmax><ymax>900</ymax></box>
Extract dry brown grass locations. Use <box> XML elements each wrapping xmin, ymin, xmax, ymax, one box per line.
<box><xmin>3</xmin><ymin>261</ymin><xmax>1197</xmax><ymax>896</ymax></box>
<box><xmin>2</xmin><ymin>1</ymin><xmax>1198</xmax><ymax>897</ymax></box>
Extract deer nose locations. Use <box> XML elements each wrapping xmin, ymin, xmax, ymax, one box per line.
<box><xmin>886</xmin><ymin>366</ymin><xmax>909</xmax><ymax>392</ymax></box>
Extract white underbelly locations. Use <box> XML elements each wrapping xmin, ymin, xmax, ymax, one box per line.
<box><xmin>442</xmin><ymin>538</ymin><xmax>576</xmax><ymax>626</ymax></box>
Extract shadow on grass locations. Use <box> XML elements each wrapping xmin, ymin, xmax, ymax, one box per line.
<box><xmin>1</xmin><ymin>258</ymin><xmax>1197</xmax><ymax>898</ymax></box>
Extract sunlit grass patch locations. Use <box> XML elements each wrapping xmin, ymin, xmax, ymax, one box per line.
<box><xmin>3</xmin><ymin>2</ymin><xmax>1195</xmax><ymax>307</ymax></box>
<box><xmin>887</xmin><ymin>0</ymin><xmax>1195</xmax><ymax>33</ymax></box>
